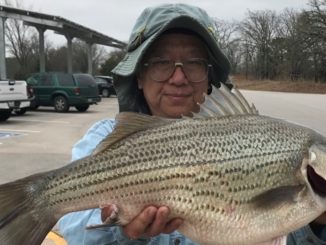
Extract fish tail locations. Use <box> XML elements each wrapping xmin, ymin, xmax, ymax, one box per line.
<box><xmin>0</xmin><ymin>173</ymin><xmax>56</xmax><ymax>245</ymax></box>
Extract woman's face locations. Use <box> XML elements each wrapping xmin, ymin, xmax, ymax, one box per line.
<box><xmin>138</xmin><ymin>33</ymin><xmax>209</xmax><ymax>118</ymax></box>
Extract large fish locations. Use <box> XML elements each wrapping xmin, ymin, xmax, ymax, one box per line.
<box><xmin>1</xmin><ymin>84</ymin><xmax>326</xmax><ymax>245</ymax></box>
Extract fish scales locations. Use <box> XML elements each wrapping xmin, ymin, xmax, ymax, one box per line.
<box><xmin>44</xmin><ymin>115</ymin><xmax>309</xmax><ymax>215</ymax></box>
<box><xmin>1</xmin><ymin>85</ymin><xmax>326</xmax><ymax>245</ymax></box>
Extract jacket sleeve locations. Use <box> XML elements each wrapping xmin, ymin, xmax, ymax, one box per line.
<box><xmin>287</xmin><ymin>224</ymin><xmax>326</xmax><ymax>245</ymax></box>
<box><xmin>57</xmin><ymin>119</ymin><xmax>150</xmax><ymax>245</ymax></box>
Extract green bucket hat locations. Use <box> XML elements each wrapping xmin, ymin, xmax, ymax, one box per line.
<box><xmin>112</xmin><ymin>3</ymin><xmax>231</xmax><ymax>113</ymax></box>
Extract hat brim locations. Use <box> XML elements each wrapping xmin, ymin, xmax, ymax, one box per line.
<box><xmin>112</xmin><ymin>16</ymin><xmax>230</xmax><ymax>79</ymax></box>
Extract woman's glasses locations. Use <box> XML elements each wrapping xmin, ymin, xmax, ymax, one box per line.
<box><xmin>143</xmin><ymin>58</ymin><xmax>211</xmax><ymax>83</ymax></box>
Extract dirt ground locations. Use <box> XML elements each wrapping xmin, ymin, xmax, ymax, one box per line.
<box><xmin>232</xmin><ymin>75</ymin><xmax>326</xmax><ymax>94</ymax></box>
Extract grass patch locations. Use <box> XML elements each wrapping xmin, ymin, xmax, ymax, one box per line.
<box><xmin>232</xmin><ymin>76</ymin><xmax>326</xmax><ymax>94</ymax></box>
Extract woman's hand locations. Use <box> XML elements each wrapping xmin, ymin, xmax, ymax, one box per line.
<box><xmin>101</xmin><ymin>205</ymin><xmax>183</xmax><ymax>239</ymax></box>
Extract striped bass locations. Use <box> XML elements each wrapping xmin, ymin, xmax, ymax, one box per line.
<box><xmin>1</xmin><ymin>84</ymin><xmax>326</xmax><ymax>245</ymax></box>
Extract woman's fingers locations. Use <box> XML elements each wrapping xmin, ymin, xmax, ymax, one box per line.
<box><xmin>101</xmin><ymin>205</ymin><xmax>184</xmax><ymax>239</ymax></box>
<box><xmin>162</xmin><ymin>218</ymin><xmax>183</xmax><ymax>234</ymax></box>
<box><xmin>143</xmin><ymin>206</ymin><xmax>170</xmax><ymax>237</ymax></box>
<box><xmin>122</xmin><ymin>206</ymin><xmax>157</xmax><ymax>239</ymax></box>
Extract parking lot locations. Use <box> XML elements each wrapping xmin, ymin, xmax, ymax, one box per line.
<box><xmin>0</xmin><ymin>97</ymin><xmax>118</xmax><ymax>184</ymax></box>
<box><xmin>0</xmin><ymin>90</ymin><xmax>325</xmax><ymax>245</ymax></box>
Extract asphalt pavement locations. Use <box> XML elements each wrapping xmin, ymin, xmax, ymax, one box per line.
<box><xmin>0</xmin><ymin>97</ymin><xmax>119</xmax><ymax>184</ymax></box>
<box><xmin>242</xmin><ymin>90</ymin><xmax>326</xmax><ymax>136</ymax></box>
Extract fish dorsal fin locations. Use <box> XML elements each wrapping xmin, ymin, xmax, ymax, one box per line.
<box><xmin>192</xmin><ymin>83</ymin><xmax>259</xmax><ymax>118</ymax></box>
<box><xmin>92</xmin><ymin>112</ymin><xmax>172</xmax><ymax>155</ymax></box>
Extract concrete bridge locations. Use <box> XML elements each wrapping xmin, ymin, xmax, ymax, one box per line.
<box><xmin>0</xmin><ymin>5</ymin><xmax>126</xmax><ymax>79</ymax></box>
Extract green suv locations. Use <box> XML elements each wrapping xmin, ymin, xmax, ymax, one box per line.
<box><xmin>26</xmin><ymin>72</ymin><xmax>101</xmax><ymax>112</ymax></box>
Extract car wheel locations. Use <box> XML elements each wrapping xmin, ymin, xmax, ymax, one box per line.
<box><xmin>102</xmin><ymin>88</ymin><xmax>110</xmax><ymax>98</ymax></box>
<box><xmin>0</xmin><ymin>110</ymin><xmax>12</xmax><ymax>121</ymax></box>
<box><xmin>13</xmin><ymin>108</ymin><xmax>27</xmax><ymax>115</ymax></box>
<box><xmin>29</xmin><ymin>101</ymin><xmax>39</xmax><ymax>110</ymax></box>
<box><xmin>75</xmin><ymin>105</ymin><xmax>89</xmax><ymax>112</ymax></box>
<box><xmin>110</xmin><ymin>87</ymin><xmax>116</xmax><ymax>95</ymax></box>
<box><xmin>30</xmin><ymin>105</ymin><xmax>39</xmax><ymax>110</ymax></box>
<box><xmin>54</xmin><ymin>95</ymin><xmax>69</xmax><ymax>112</ymax></box>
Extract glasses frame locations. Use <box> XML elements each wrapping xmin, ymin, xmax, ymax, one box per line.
<box><xmin>143</xmin><ymin>58</ymin><xmax>212</xmax><ymax>83</ymax></box>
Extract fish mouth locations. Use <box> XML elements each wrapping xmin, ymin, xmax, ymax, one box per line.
<box><xmin>307</xmin><ymin>165</ymin><xmax>326</xmax><ymax>196</ymax></box>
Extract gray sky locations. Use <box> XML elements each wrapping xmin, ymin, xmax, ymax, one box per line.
<box><xmin>6</xmin><ymin>0</ymin><xmax>310</xmax><ymax>46</ymax></box>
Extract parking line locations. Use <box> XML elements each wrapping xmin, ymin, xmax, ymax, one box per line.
<box><xmin>0</xmin><ymin>129</ymin><xmax>41</xmax><ymax>133</ymax></box>
<box><xmin>12</xmin><ymin>119</ymin><xmax>70</xmax><ymax>124</ymax></box>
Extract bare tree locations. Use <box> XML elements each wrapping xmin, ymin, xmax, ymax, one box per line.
<box><xmin>1</xmin><ymin>0</ymin><xmax>41</xmax><ymax>78</ymax></box>
<box><xmin>238</xmin><ymin>36</ymin><xmax>256</xmax><ymax>79</ymax></box>
<box><xmin>273</xmin><ymin>8</ymin><xmax>307</xmax><ymax>80</ymax></box>
<box><xmin>99</xmin><ymin>49</ymin><xmax>126</xmax><ymax>75</ymax></box>
<box><xmin>213</xmin><ymin>19</ymin><xmax>242</xmax><ymax>73</ymax></box>
<box><xmin>71</xmin><ymin>40</ymin><xmax>107</xmax><ymax>74</ymax></box>
<box><xmin>46</xmin><ymin>41</ymin><xmax>107</xmax><ymax>74</ymax></box>
<box><xmin>301</xmin><ymin>0</ymin><xmax>326</xmax><ymax>82</ymax></box>
<box><xmin>239</xmin><ymin>10</ymin><xmax>280</xmax><ymax>80</ymax></box>
<box><xmin>305</xmin><ymin>0</ymin><xmax>326</xmax><ymax>41</ymax></box>
<box><xmin>46</xmin><ymin>46</ymin><xmax>68</xmax><ymax>72</ymax></box>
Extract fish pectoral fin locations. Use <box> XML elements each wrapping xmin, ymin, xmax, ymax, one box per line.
<box><xmin>86</xmin><ymin>204</ymin><xmax>120</xmax><ymax>230</ymax></box>
<box><xmin>255</xmin><ymin>235</ymin><xmax>287</xmax><ymax>245</ymax></box>
<box><xmin>85</xmin><ymin>219</ymin><xmax>119</xmax><ymax>230</ymax></box>
<box><xmin>251</xmin><ymin>185</ymin><xmax>304</xmax><ymax>209</ymax></box>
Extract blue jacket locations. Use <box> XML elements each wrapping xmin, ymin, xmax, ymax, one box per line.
<box><xmin>58</xmin><ymin>119</ymin><xmax>326</xmax><ymax>245</ymax></box>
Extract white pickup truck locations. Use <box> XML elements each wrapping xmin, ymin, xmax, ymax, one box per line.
<box><xmin>0</xmin><ymin>80</ymin><xmax>32</xmax><ymax>122</ymax></box>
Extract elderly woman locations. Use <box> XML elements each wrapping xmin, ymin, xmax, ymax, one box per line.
<box><xmin>58</xmin><ymin>3</ymin><xmax>326</xmax><ymax>245</ymax></box>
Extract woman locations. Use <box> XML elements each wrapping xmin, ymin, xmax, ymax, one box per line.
<box><xmin>58</xmin><ymin>3</ymin><xmax>326</xmax><ymax>245</ymax></box>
